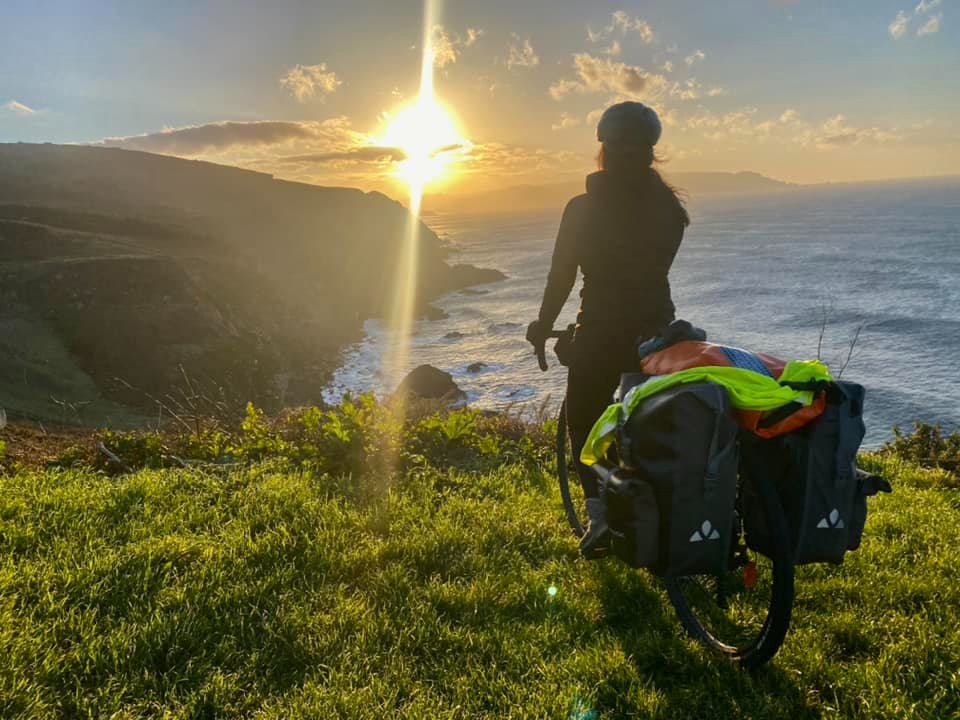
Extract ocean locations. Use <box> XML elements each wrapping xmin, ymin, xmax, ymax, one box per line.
<box><xmin>324</xmin><ymin>178</ymin><xmax>960</xmax><ymax>447</ymax></box>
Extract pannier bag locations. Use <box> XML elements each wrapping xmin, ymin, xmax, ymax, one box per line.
<box><xmin>740</xmin><ymin>381</ymin><xmax>892</xmax><ymax>565</ymax></box>
<box><xmin>603</xmin><ymin>382</ymin><xmax>739</xmax><ymax>577</ymax></box>
<box><xmin>580</xmin><ymin>357</ymin><xmax>832</xmax><ymax>467</ymax></box>
<box><xmin>603</xmin><ymin>470</ymin><xmax>660</xmax><ymax>570</ymax></box>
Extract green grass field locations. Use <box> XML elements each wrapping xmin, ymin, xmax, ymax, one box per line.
<box><xmin>1</xmin><ymin>435</ymin><xmax>958</xmax><ymax>718</ymax></box>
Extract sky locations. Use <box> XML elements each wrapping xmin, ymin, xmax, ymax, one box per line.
<box><xmin>1</xmin><ymin>0</ymin><xmax>958</xmax><ymax>195</ymax></box>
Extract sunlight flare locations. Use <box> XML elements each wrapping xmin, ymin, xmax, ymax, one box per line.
<box><xmin>379</xmin><ymin>99</ymin><xmax>465</xmax><ymax>187</ymax></box>
<box><xmin>381</xmin><ymin>0</ymin><xmax>447</xmax><ymax>423</ymax></box>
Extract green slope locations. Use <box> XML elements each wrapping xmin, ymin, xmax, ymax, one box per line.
<box><xmin>0</xmin><ymin>452</ymin><xmax>957</xmax><ymax>719</ymax></box>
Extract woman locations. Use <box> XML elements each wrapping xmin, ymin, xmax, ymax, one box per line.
<box><xmin>526</xmin><ymin>101</ymin><xmax>690</xmax><ymax>558</ymax></box>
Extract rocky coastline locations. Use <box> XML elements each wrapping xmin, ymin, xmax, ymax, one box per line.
<box><xmin>0</xmin><ymin>143</ymin><xmax>504</xmax><ymax>426</ymax></box>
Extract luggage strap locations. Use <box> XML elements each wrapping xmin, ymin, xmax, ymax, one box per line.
<box><xmin>758</xmin><ymin>379</ymin><xmax>837</xmax><ymax>430</ymax></box>
<box><xmin>756</xmin><ymin>400</ymin><xmax>804</xmax><ymax>429</ymax></box>
<box><xmin>779</xmin><ymin>379</ymin><xmax>844</xmax><ymax>404</ymax></box>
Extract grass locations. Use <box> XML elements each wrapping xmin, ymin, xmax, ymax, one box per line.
<box><xmin>1</xmin><ymin>428</ymin><xmax>959</xmax><ymax>717</ymax></box>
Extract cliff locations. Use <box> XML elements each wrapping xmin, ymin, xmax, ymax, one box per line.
<box><xmin>0</xmin><ymin>143</ymin><xmax>502</xmax><ymax>425</ymax></box>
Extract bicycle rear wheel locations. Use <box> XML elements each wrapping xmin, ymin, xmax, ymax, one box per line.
<box><xmin>556</xmin><ymin>401</ymin><xmax>585</xmax><ymax>539</ymax></box>
<box><xmin>663</xmin><ymin>469</ymin><xmax>795</xmax><ymax>670</ymax></box>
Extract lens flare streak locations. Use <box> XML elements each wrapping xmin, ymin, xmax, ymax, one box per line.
<box><xmin>382</xmin><ymin>0</ymin><xmax>444</xmax><ymax>409</ymax></box>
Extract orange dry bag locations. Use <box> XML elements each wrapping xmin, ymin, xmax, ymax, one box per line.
<box><xmin>640</xmin><ymin>340</ymin><xmax>827</xmax><ymax>438</ymax></box>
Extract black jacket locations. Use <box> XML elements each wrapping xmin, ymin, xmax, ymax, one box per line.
<box><xmin>537</xmin><ymin>169</ymin><xmax>686</xmax><ymax>345</ymax></box>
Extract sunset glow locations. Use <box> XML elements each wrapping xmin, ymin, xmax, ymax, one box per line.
<box><xmin>379</xmin><ymin>98</ymin><xmax>466</xmax><ymax>188</ymax></box>
<box><xmin>374</xmin><ymin>0</ymin><xmax>469</xmax><ymax>194</ymax></box>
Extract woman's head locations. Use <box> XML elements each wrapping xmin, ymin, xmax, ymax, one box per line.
<box><xmin>595</xmin><ymin>101</ymin><xmax>689</xmax><ymax>225</ymax></box>
<box><xmin>596</xmin><ymin>101</ymin><xmax>661</xmax><ymax>174</ymax></box>
<box><xmin>596</xmin><ymin>101</ymin><xmax>662</xmax><ymax>146</ymax></box>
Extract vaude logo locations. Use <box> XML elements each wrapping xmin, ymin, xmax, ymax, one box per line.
<box><xmin>816</xmin><ymin>508</ymin><xmax>845</xmax><ymax>529</ymax></box>
<box><xmin>689</xmin><ymin>520</ymin><xmax>721</xmax><ymax>543</ymax></box>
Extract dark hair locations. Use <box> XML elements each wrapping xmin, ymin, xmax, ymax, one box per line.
<box><xmin>598</xmin><ymin>142</ymin><xmax>690</xmax><ymax>227</ymax></box>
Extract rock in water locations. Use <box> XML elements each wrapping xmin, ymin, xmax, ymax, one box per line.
<box><xmin>444</xmin><ymin>264</ymin><xmax>507</xmax><ymax>290</ymax></box>
<box><xmin>395</xmin><ymin>365</ymin><xmax>465</xmax><ymax>402</ymax></box>
<box><xmin>466</xmin><ymin>362</ymin><xmax>487</xmax><ymax>373</ymax></box>
<box><xmin>421</xmin><ymin>305</ymin><xmax>449</xmax><ymax>321</ymax></box>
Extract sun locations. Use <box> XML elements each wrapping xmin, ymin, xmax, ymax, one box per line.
<box><xmin>378</xmin><ymin>98</ymin><xmax>466</xmax><ymax>188</ymax></box>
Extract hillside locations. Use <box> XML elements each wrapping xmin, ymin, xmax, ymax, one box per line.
<box><xmin>0</xmin><ymin>144</ymin><xmax>502</xmax><ymax>425</ymax></box>
<box><xmin>0</xmin><ymin>404</ymin><xmax>956</xmax><ymax>718</ymax></box>
<box><xmin>424</xmin><ymin>171</ymin><xmax>792</xmax><ymax>215</ymax></box>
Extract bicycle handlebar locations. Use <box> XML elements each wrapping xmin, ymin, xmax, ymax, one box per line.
<box><xmin>533</xmin><ymin>330</ymin><xmax>566</xmax><ymax>371</ymax></box>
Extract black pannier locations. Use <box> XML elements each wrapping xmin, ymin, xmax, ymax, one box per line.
<box><xmin>603</xmin><ymin>381</ymin><xmax>739</xmax><ymax>577</ymax></box>
<box><xmin>740</xmin><ymin>381</ymin><xmax>891</xmax><ymax>565</ymax></box>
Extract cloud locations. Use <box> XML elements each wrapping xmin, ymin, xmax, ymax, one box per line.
<box><xmin>507</xmin><ymin>35</ymin><xmax>540</xmax><ymax>69</ymax></box>
<box><xmin>915</xmin><ymin>0</ymin><xmax>942</xmax><ymax>14</ymax></box>
<box><xmin>98</xmin><ymin>118</ymin><xmax>360</xmax><ymax>156</ymax></box>
<box><xmin>611</xmin><ymin>11</ymin><xmax>655</xmax><ymax>43</ymax></box>
<box><xmin>431</xmin><ymin>25</ymin><xmax>484</xmax><ymax>68</ymax></box>
<box><xmin>683</xmin><ymin>107</ymin><xmax>901</xmax><ymax>150</ymax></box>
<box><xmin>588</xmin><ymin>11</ymin><xmax>654</xmax><ymax>44</ymax></box>
<box><xmin>889</xmin><ymin>10</ymin><xmax>911</xmax><ymax>38</ymax></box>
<box><xmin>431</xmin><ymin>26</ymin><xmax>459</xmax><ymax>68</ymax></box>
<box><xmin>810</xmin><ymin>114</ymin><xmax>901</xmax><ymax>148</ymax></box>
<box><xmin>282</xmin><ymin>146</ymin><xmax>408</xmax><ymax>163</ymax></box>
<box><xmin>92</xmin><ymin>115</ymin><xmax>584</xmax><ymax>195</ymax></box>
<box><xmin>916</xmin><ymin>13</ymin><xmax>942</xmax><ymax>34</ymax></box>
<box><xmin>2</xmin><ymin>99</ymin><xmax>37</xmax><ymax>116</ymax></box>
<box><xmin>551</xmin><ymin>112</ymin><xmax>581</xmax><ymax>131</ymax></box>
<box><xmin>453</xmin><ymin>141</ymin><xmax>584</xmax><ymax>184</ymax></box>
<box><xmin>890</xmin><ymin>0</ymin><xmax>943</xmax><ymax>38</ymax></box>
<box><xmin>684</xmin><ymin>50</ymin><xmax>706</xmax><ymax>66</ymax></box>
<box><xmin>549</xmin><ymin>53</ymin><xmax>668</xmax><ymax>100</ymax></box>
<box><xmin>662</xmin><ymin>60</ymin><xmax>674</xmax><ymax>73</ymax></box>
<box><xmin>779</xmin><ymin>109</ymin><xmax>801</xmax><ymax>124</ymax></box>
<box><xmin>635</xmin><ymin>21</ymin><xmax>655</xmax><ymax>44</ymax></box>
<box><xmin>548</xmin><ymin>79</ymin><xmax>581</xmax><ymax>101</ymax></box>
<box><xmin>604</xmin><ymin>40</ymin><xmax>622</xmax><ymax>57</ymax></box>
<box><xmin>666</xmin><ymin>78</ymin><xmax>726</xmax><ymax>102</ymax></box>
<box><xmin>685</xmin><ymin>108</ymin><xmax>760</xmax><ymax>138</ymax></box>
<box><xmin>660</xmin><ymin>109</ymin><xmax>680</xmax><ymax>128</ymax></box>
<box><xmin>280</xmin><ymin>63</ymin><xmax>341</xmax><ymax>102</ymax></box>
<box><xmin>572</xmin><ymin>54</ymin><xmax>646</xmax><ymax>94</ymax></box>
<box><xmin>671</xmin><ymin>78</ymin><xmax>702</xmax><ymax>101</ymax></box>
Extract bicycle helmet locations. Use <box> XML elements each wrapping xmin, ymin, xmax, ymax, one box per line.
<box><xmin>596</xmin><ymin>101</ymin><xmax>662</xmax><ymax>147</ymax></box>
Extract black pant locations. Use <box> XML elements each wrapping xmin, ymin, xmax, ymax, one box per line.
<box><xmin>565</xmin><ymin>333</ymin><xmax>640</xmax><ymax>498</ymax></box>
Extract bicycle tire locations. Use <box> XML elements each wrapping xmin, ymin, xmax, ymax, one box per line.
<box><xmin>663</xmin><ymin>468</ymin><xmax>795</xmax><ymax>670</ymax></box>
<box><xmin>556</xmin><ymin>401</ymin><xmax>585</xmax><ymax>539</ymax></box>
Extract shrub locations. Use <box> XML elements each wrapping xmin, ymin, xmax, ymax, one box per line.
<box><xmin>883</xmin><ymin>422</ymin><xmax>960</xmax><ymax>476</ymax></box>
<box><xmin>12</xmin><ymin>395</ymin><xmax>557</xmax><ymax>488</ymax></box>
<box><xmin>236</xmin><ymin>402</ymin><xmax>288</xmax><ymax>461</ymax></box>
<box><xmin>0</xmin><ymin>439</ymin><xmax>10</xmax><ymax>474</ymax></box>
<box><xmin>99</xmin><ymin>429</ymin><xmax>168</xmax><ymax>470</ymax></box>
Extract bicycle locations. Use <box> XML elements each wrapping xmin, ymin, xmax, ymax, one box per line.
<box><xmin>533</xmin><ymin>328</ymin><xmax>795</xmax><ymax>670</ymax></box>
